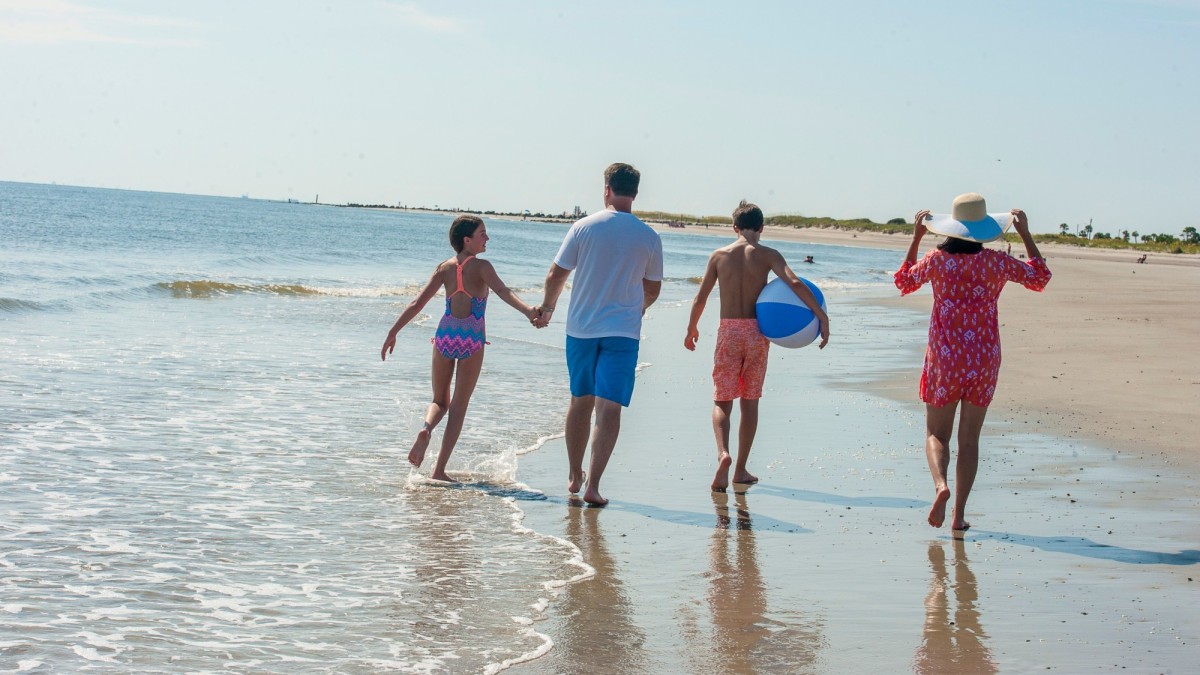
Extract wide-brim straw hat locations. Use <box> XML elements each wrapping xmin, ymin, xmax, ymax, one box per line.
<box><xmin>925</xmin><ymin>193</ymin><xmax>1012</xmax><ymax>243</ymax></box>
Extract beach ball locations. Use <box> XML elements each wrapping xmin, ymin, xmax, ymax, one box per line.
<box><xmin>755</xmin><ymin>277</ymin><xmax>826</xmax><ymax>348</ymax></box>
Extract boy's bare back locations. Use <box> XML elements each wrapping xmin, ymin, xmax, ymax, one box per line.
<box><xmin>711</xmin><ymin>239</ymin><xmax>782</xmax><ymax>319</ymax></box>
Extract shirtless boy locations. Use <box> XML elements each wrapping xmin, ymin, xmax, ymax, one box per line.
<box><xmin>684</xmin><ymin>201</ymin><xmax>830</xmax><ymax>492</ymax></box>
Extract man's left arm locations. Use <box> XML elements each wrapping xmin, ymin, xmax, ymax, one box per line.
<box><xmin>642</xmin><ymin>278</ymin><xmax>661</xmax><ymax>314</ymax></box>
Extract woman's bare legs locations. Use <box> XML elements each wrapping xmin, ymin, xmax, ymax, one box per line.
<box><xmin>952</xmin><ymin>402</ymin><xmax>989</xmax><ymax>531</ymax></box>
<box><xmin>429</xmin><ymin>348</ymin><xmax>485</xmax><ymax>482</ymax></box>
<box><xmin>925</xmin><ymin>402</ymin><xmax>958</xmax><ymax>527</ymax></box>
<box><xmin>410</xmin><ymin>349</ymin><xmax>454</xmax><ymax>467</ymax></box>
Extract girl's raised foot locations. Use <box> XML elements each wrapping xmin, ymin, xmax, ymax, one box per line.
<box><xmin>408</xmin><ymin>428</ymin><xmax>431</xmax><ymax>467</ymax></box>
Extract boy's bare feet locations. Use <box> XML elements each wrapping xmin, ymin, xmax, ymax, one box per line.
<box><xmin>408</xmin><ymin>427</ymin><xmax>431</xmax><ymax>467</ymax></box>
<box><xmin>731</xmin><ymin>470</ymin><xmax>758</xmax><ymax>485</ymax></box>
<box><xmin>928</xmin><ymin>486</ymin><xmax>951</xmax><ymax>527</ymax></box>
<box><xmin>568</xmin><ymin>471</ymin><xmax>586</xmax><ymax>494</ymax></box>
<box><xmin>711</xmin><ymin>452</ymin><xmax>732</xmax><ymax>492</ymax></box>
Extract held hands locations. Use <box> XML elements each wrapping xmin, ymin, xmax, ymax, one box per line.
<box><xmin>531</xmin><ymin>306</ymin><xmax>553</xmax><ymax>329</ymax></box>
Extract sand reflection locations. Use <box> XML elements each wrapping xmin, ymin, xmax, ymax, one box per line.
<box><xmin>697</xmin><ymin>492</ymin><xmax>823</xmax><ymax>672</ymax></box>
<box><xmin>914</xmin><ymin>539</ymin><xmax>997</xmax><ymax>674</ymax></box>
<box><xmin>553</xmin><ymin>505</ymin><xmax>647</xmax><ymax>672</ymax></box>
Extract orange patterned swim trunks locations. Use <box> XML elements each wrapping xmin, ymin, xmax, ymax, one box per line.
<box><xmin>712</xmin><ymin>318</ymin><xmax>770</xmax><ymax>400</ymax></box>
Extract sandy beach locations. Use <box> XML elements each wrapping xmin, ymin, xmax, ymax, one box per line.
<box><xmin>508</xmin><ymin>222</ymin><xmax>1199</xmax><ymax>672</ymax></box>
<box><xmin>650</xmin><ymin>221</ymin><xmax>1200</xmax><ymax>470</ymax></box>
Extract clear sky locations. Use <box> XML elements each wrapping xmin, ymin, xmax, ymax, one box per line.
<box><xmin>2</xmin><ymin>0</ymin><xmax>1197</xmax><ymax>233</ymax></box>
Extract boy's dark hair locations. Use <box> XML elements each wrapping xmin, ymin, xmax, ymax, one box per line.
<box><xmin>604</xmin><ymin>163</ymin><xmax>640</xmax><ymax>197</ymax></box>
<box><xmin>449</xmin><ymin>215</ymin><xmax>484</xmax><ymax>253</ymax></box>
<box><xmin>936</xmin><ymin>237</ymin><xmax>984</xmax><ymax>254</ymax></box>
<box><xmin>732</xmin><ymin>200</ymin><xmax>764</xmax><ymax>232</ymax></box>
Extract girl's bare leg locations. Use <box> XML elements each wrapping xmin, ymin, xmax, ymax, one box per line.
<box><xmin>430</xmin><ymin>348</ymin><xmax>485</xmax><ymax>482</ymax></box>
<box><xmin>711</xmin><ymin>400</ymin><xmax>733</xmax><ymax>492</ymax></box>
<box><xmin>411</xmin><ymin>349</ymin><xmax>454</xmax><ymax>467</ymax></box>
<box><xmin>732</xmin><ymin>398</ymin><xmax>760</xmax><ymax>484</ymax></box>
<box><xmin>925</xmin><ymin>402</ymin><xmax>958</xmax><ymax>527</ymax></box>
<box><xmin>952</xmin><ymin>402</ymin><xmax>989</xmax><ymax>531</ymax></box>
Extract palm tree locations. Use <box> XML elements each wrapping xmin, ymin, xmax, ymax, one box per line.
<box><xmin>1059</xmin><ymin>223</ymin><xmax>1070</xmax><ymax>235</ymax></box>
<box><xmin>1183</xmin><ymin>226</ymin><xmax>1199</xmax><ymax>244</ymax></box>
<box><xmin>1132</xmin><ymin>230</ymin><xmax>1140</xmax><ymax>243</ymax></box>
<box><xmin>1083</xmin><ymin>224</ymin><xmax>1093</xmax><ymax>239</ymax></box>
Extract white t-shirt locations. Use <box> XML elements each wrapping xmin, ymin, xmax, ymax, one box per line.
<box><xmin>553</xmin><ymin>209</ymin><xmax>664</xmax><ymax>340</ymax></box>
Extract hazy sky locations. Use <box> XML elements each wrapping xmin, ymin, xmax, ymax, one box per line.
<box><xmin>2</xmin><ymin>0</ymin><xmax>1197</xmax><ymax>233</ymax></box>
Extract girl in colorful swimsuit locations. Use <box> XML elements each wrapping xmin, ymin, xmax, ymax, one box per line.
<box><xmin>381</xmin><ymin>215</ymin><xmax>541</xmax><ymax>481</ymax></box>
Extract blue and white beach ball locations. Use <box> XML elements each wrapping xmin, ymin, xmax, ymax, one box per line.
<box><xmin>755</xmin><ymin>277</ymin><xmax>826</xmax><ymax>348</ymax></box>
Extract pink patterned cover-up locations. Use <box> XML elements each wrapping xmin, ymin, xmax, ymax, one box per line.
<box><xmin>894</xmin><ymin>249</ymin><xmax>1051</xmax><ymax>407</ymax></box>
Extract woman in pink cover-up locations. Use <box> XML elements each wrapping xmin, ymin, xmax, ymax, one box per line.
<box><xmin>895</xmin><ymin>193</ymin><xmax>1051</xmax><ymax>533</ymax></box>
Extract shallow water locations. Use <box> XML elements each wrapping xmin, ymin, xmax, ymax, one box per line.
<box><xmin>1</xmin><ymin>181</ymin><xmax>904</xmax><ymax>671</ymax></box>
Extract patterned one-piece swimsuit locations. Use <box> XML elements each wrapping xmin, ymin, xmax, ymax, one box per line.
<box><xmin>432</xmin><ymin>255</ymin><xmax>488</xmax><ymax>360</ymax></box>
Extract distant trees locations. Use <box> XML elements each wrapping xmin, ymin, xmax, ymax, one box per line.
<box><xmin>1182</xmin><ymin>226</ymin><xmax>1199</xmax><ymax>244</ymax></box>
<box><xmin>1059</xmin><ymin>223</ymin><xmax>1070</xmax><ymax>235</ymax></box>
<box><xmin>887</xmin><ymin>217</ymin><xmax>907</xmax><ymax>225</ymax></box>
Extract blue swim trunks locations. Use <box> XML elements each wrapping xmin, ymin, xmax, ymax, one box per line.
<box><xmin>565</xmin><ymin>336</ymin><xmax>640</xmax><ymax>407</ymax></box>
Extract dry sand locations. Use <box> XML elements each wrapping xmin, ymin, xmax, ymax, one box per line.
<box><xmin>652</xmin><ymin>222</ymin><xmax>1200</xmax><ymax>471</ymax></box>
<box><xmin>508</xmin><ymin>223</ymin><xmax>1199</xmax><ymax>673</ymax></box>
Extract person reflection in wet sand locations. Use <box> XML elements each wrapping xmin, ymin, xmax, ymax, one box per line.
<box><xmin>699</xmin><ymin>492</ymin><xmax>822</xmax><ymax>672</ymax></box>
<box><xmin>914</xmin><ymin>539</ymin><xmax>997</xmax><ymax>674</ymax></box>
<box><xmin>552</xmin><ymin>505</ymin><xmax>647</xmax><ymax>671</ymax></box>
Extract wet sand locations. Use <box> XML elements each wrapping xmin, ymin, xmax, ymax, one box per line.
<box><xmin>511</xmin><ymin>233</ymin><xmax>1200</xmax><ymax>673</ymax></box>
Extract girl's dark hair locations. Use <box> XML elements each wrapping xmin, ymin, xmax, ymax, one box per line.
<box><xmin>937</xmin><ymin>237</ymin><xmax>984</xmax><ymax>254</ymax></box>
<box><xmin>449</xmin><ymin>215</ymin><xmax>484</xmax><ymax>253</ymax></box>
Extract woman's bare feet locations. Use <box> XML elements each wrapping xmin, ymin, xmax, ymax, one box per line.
<box><xmin>928</xmin><ymin>486</ymin><xmax>951</xmax><ymax>527</ymax></box>
<box><xmin>568</xmin><ymin>471</ymin><xmax>586</xmax><ymax>494</ymax></box>
<box><xmin>711</xmin><ymin>452</ymin><xmax>732</xmax><ymax>492</ymax></box>
<box><xmin>731</xmin><ymin>470</ymin><xmax>758</xmax><ymax>485</ymax></box>
<box><xmin>430</xmin><ymin>471</ymin><xmax>459</xmax><ymax>483</ymax></box>
<box><xmin>950</xmin><ymin>509</ymin><xmax>970</xmax><ymax>532</ymax></box>
<box><xmin>408</xmin><ymin>427</ymin><xmax>431</xmax><ymax>467</ymax></box>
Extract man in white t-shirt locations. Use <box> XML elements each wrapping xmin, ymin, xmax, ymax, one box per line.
<box><xmin>535</xmin><ymin>163</ymin><xmax>664</xmax><ymax>506</ymax></box>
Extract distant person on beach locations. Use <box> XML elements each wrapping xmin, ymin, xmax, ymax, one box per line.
<box><xmin>895</xmin><ymin>193</ymin><xmax>1051</xmax><ymax>532</ymax></box>
<box><xmin>533</xmin><ymin>163</ymin><xmax>664</xmax><ymax>505</ymax></box>
<box><xmin>381</xmin><ymin>215</ymin><xmax>541</xmax><ymax>482</ymax></box>
<box><xmin>684</xmin><ymin>200</ymin><xmax>830</xmax><ymax>492</ymax></box>
<box><xmin>803</xmin><ymin>255</ymin><xmax>815</xmax><ymax>264</ymax></box>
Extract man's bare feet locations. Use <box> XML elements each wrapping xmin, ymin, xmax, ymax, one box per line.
<box><xmin>408</xmin><ymin>427</ymin><xmax>431</xmax><ymax>467</ymax></box>
<box><xmin>582</xmin><ymin>487</ymin><xmax>608</xmax><ymax>506</ymax></box>
<box><xmin>568</xmin><ymin>471</ymin><xmax>586</xmax><ymax>494</ymax></box>
<box><xmin>731</xmin><ymin>470</ymin><xmax>758</xmax><ymax>485</ymax></box>
<box><xmin>711</xmin><ymin>453</ymin><xmax>732</xmax><ymax>492</ymax></box>
<box><xmin>928</xmin><ymin>486</ymin><xmax>951</xmax><ymax>527</ymax></box>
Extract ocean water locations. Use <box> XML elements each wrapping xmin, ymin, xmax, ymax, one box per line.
<box><xmin>0</xmin><ymin>181</ymin><xmax>900</xmax><ymax>672</ymax></box>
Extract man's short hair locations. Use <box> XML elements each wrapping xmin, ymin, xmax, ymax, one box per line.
<box><xmin>732</xmin><ymin>200</ymin><xmax>764</xmax><ymax>231</ymax></box>
<box><xmin>604</xmin><ymin>163</ymin><xmax>640</xmax><ymax>198</ymax></box>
